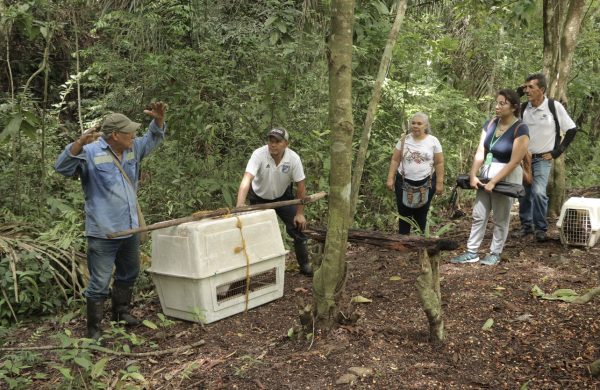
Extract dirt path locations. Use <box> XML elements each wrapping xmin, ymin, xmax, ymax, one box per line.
<box><xmin>3</xmin><ymin>215</ymin><xmax>600</xmax><ymax>389</ymax></box>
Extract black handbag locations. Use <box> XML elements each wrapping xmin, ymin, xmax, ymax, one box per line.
<box><xmin>455</xmin><ymin>174</ymin><xmax>525</xmax><ymax>198</ymax></box>
<box><xmin>456</xmin><ymin>174</ymin><xmax>487</xmax><ymax>189</ymax></box>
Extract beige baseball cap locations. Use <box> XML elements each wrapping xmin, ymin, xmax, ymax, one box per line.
<box><xmin>102</xmin><ymin>113</ymin><xmax>141</xmax><ymax>133</ymax></box>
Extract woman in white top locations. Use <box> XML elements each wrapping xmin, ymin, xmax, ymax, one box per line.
<box><xmin>386</xmin><ymin>112</ymin><xmax>444</xmax><ymax>235</ymax></box>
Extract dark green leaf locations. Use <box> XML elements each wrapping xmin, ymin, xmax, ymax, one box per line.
<box><xmin>1</xmin><ymin>114</ymin><xmax>22</xmax><ymax>143</ymax></box>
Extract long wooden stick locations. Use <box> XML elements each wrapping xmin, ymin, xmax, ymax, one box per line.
<box><xmin>0</xmin><ymin>339</ymin><xmax>206</xmax><ymax>357</ymax></box>
<box><xmin>107</xmin><ymin>191</ymin><xmax>328</xmax><ymax>238</ymax></box>
<box><xmin>304</xmin><ymin>228</ymin><xmax>458</xmax><ymax>254</ymax></box>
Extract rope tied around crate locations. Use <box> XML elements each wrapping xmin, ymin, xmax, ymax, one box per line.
<box><xmin>235</xmin><ymin>216</ymin><xmax>252</xmax><ymax>312</ymax></box>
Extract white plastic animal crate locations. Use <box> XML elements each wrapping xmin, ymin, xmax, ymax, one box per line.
<box><xmin>148</xmin><ymin>209</ymin><xmax>287</xmax><ymax>324</ymax></box>
<box><xmin>556</xmin><ymin>197</ymin><xmax>600</xmax><ymax>247</ymax></box>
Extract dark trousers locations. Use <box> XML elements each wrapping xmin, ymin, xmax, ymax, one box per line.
<box><xmin>248</xmin><ymin>186</ymin><xmax>307</xmax><ymax>243</ymax></box>
<box><xmin>393</xmin><ymin>172</ymin><xmax>436</xmax><ymax>235</ymax></box>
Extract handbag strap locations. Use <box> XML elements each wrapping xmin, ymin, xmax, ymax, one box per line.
<box><xmin>108</xmin><ymin>150</ymin><xmax>146</xmax><ymax>232</ymax></box>
<box><xmin>512</xmin><ymin>120</ymin><xmax>524</xmax><ymax>136</ymax></box>
<box><xmin>399</xmin><ymin>134</ymin><xmax>407</xmax><ymax>182</ymax></box>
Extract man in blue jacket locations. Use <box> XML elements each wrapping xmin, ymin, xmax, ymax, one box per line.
<box><xmin>55</xmin><ymin>102</ymin><xmax>167</xmax><ymax>340</ymax></box>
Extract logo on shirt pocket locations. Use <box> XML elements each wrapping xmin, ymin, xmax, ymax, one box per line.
<box><xmin>281</xmin><ymin>163</ymin><xmax>290</xmax><ymax>173</ymax></box>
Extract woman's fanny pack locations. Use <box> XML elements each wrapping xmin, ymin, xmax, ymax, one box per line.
<box><xmin>402</xmin><ymin>178</ymin><xmax>432</xmax><ymax>209</ymax></box>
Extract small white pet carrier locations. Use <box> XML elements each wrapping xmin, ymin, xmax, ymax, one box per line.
<box><xmin>556</xmin><ymin>197</ymin><xmax>600</xmax><ymax>247</ymax></box>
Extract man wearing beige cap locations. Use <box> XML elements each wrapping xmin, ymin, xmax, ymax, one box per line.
<box><xmin>236</xmin><ymin>127</ymin><xmax>313</xmax><ymax>276</ymax></box>
<box><xmin>55</xmin><ymin>102</ymin><xmax>167</xmax><ymax>340</ymax></box>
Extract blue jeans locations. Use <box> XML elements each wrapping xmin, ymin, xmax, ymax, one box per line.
<box><xmin>85</xmin><ymin>235</ymin><xmax>140</xmax><ymax>300</ymax></box>
<box><xmin>518</xmin><ymin>158</ymin><xmax>552</xmax><ymax>232</ymax></box>
<box><xmin>394</xmin><ymin>172</ymin><xmax>436</xmax><ymax>235</ymax></box>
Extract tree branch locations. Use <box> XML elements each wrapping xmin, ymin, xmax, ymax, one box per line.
<box><xmin>0</xmin><ymin>339</ymin><xmax>206</xmax><ymax>357</ymax></box>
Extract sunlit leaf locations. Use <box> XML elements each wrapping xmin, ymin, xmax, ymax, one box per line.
<box><xmin>530</xmin><ymin>285</ymin><xmax>544</xmax><ymax>297</ymax></box>
<box><xmin>351</xmin><ymin>295</ymin><xmax>372</xmax><ymax>304</ymax></box>
<box><xmin>74</xmin><ymin>357</ymin><xmax>92</xmax><ymax>370</ymax></box>
<box><xmin>372</xmin><ymin>0</ymin><xmax>389</xmax><ymax>15</ymax></box>
<box><xmin>482</xmin><ymin>318</ymin><xmax>494</xmax><ymax>330</ymax></box>
<box><xmin>142</xmin><ymin>319</ymin><xmax>158</xmax><ymax>329</ymax></box>
<box><xmin>125</xmin><ymin>372</ymin><xmax>146</xmax><ymax>382</ymax></box>
<box><xmin>91</xmin><ymin>357</ymin><xmax>109</xmax><ymax>378</ymax></box>
<box><xmin>264</xmin><ymin>16</ymin><xmax>277</xmax><ymax>28</ymax></box>
<box><xmin>53</xmin><ymin>365</ymin><xmax>73</xmax><ymax>380</ymax></box>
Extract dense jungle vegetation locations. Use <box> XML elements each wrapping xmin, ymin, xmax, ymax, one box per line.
<box><xmin>1</xmin><ymin>0</ymin><xmax>599</xmax><ymax>330</ymax></box>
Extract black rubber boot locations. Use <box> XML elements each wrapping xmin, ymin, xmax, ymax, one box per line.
<box><xmin>111</xmin><ymin>282</ymin><xmax>141</xmax><ymax>327</ymax></box>
<box><xmin>86</xmin><ymin>298</ymin><xmax>104</xmax><ymax>341</ymax></box>
<box><xmin>294</xmin><ymin>239</ymin><xmax>313</xmax><ymax>277</ymax></box>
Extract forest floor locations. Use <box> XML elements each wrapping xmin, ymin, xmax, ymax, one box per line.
<box><xmin>4</xmin><ymin>189</ymin><xmax>600</xmax><ymax>389</ymax></box>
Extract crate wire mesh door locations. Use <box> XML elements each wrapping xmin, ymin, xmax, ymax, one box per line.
<box><xmin>560</xmin><ymin>208</ymin><xmax>593</xmax><ymax>246</ymax></box>
<box><xmin>557</xmin><ymin>197</ymin><xmax>600</xmax><ymax>248</ymax></box>
<box><xmin>216</xmin><ymin>268</ymin><xmax>278</xmax><ymax>303</ymax></box>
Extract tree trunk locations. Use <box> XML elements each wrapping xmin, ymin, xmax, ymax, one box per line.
<box><xmin>415</xmin><ymin>249</ymin><xmax>444</xmax><ymax>343</ymax></box>
<box><xmin>543</xmin><ymin>0</ymin><xmax>587</xmax><ymax>217</ymax></box>
<box><xmin>555</xmin><ymin>0</ymin><xmax>586</xmax><ymax>101</ymax></box>
<box><xmin>313</xmin><ymin>0</ymin><xmax>355</xmax><ymax>329</ymax></box>
<box><xmin>349</xmin><ymin>0</ymin><xmax>407</xmax><ymax>220</ymax></box>
<box><xmin>547</xmin><ymin>155</ymin><xmax>566</xmax><ymax>218</ymax></box>
<box><xmin>543</xmin><ymin>0</ymin><xmax>562</xmax><ymax>97</ymax></box>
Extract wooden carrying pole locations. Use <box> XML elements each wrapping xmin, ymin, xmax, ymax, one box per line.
<box><xmin>107</xmin><ymin>191</ymin><xmax>328</xmax><ymax>239</ymax></box>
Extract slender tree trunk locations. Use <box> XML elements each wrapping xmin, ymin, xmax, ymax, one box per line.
<box><xmin>4</xmin><ymin>21</ymin><xmax>21</xmax><ymax>213</ymax></box>
<box><xmin>313</xmin><ymin>0</ymin><xmax>355</xmax><ymax>329</ymax></box>
<box><xmin>349</xmin><ymin>0</ymin><xmax>407</xmax><ymax>219</ymax></box>
<box><xmin>73</xmin><ymin>12</ymin><xmax>84</xmax><ymax>133</ymax></box>
<box><xmin>555</xmin><ymin>0</ymin><xmax>585</xmax><ymax>100</ymax></box>
<box><xmin>415</xmin><ymin>249</ymin><xmax>444</xmax><ymax>343</ymax></box>
<box><xmin>543</xmin><ymin>0</ymin><xmax>587</xmax><ymax>217</ymax></box>
<box><xmin>12</xmin><ymin>133</ymin><xmax>21</xmax><ymax>213</ymax></box>
<box><xmin>40</xmin><ymin>35</ymin><xmax>50</xmax><ymax>212</ymax></box>
<box><xmin>4</xmin><ymin>36</ymin><xmax>14</xmax><ymax>101</ymax></box>
<box><xmin>543</xmin><ymin>0</ymin><xmax>562</xmax><ymax>96</ymax></box>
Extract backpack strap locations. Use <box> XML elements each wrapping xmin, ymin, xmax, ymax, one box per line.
<box><xmin>486</xmin><ymin>117</ymin><xmax>499</xmax><ymax>133</ymax></box>
<box><xmin>547</xmin><ymin>98</ymin><xmax>561</xmax><ymax>151</ymax></box>
<box><xmin>512</xmin><ymin>119</ymin><xmax>524</xmax><ymax>137</ymax></box>
<box><xmin>520</xmin><ymin>102</ymin><xmax>528</xmax><ymax>119</ymax></box>
<box><xmin>521</xmin><ymin>99</ymin><xmax>561</xmax><ymax>151</ymax></box>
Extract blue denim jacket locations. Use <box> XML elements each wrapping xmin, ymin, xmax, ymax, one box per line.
<box><xmin>55</xmin><ymin>120</ymin><xmax>166</xmax><ymax>238</ymax></box>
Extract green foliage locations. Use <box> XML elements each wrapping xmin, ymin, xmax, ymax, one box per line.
<box><xmin>0</xmin><ymin>223</ymin><xmax>85</xmax><ymax>325</ymax></box>
<box><xmin>234</xmin><ymin>354</ymin><xmax>265</xmax><ymax>378</ymax></box>
<box><xmin>142</xmin><ymin>312</ymin><xmax>176</xmax><ymax>330</ymax></box>
<box><xmin>0</xmin><ymin>104</ymin><xmax>40</xmax><ymax>143</ymax></box>
<box><xmin>1</xmin><ymin>0</ymin><xmax>599</xmax><ymax>326</ymax></box>
<box><xmin>0</xmin><ymin>351</ymin><xmax>42</xmax><ymax>389</ymax></box>
<box><xmin>0</xmin><ymin>326</ymin><xmax>154</xmax><ymax>388</ymax></box>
